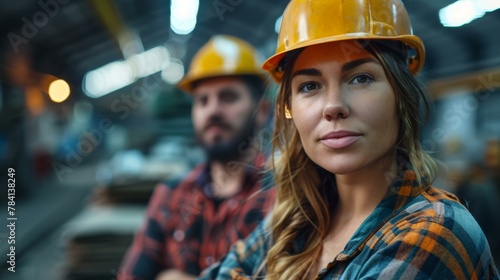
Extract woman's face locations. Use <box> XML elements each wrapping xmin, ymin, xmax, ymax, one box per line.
<box><xmin>289</xmin><ymin>41</ymin><xmax>398</xmax><ymax>175</ymax></box>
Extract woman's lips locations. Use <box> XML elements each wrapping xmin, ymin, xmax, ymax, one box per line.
<box><xmin>320</xmin><ymin>136</ymin><xmax>360</xmax><ymax>149</ymax></box>
<box><xmin>320</xmin><ymin>131</ymin><xmax>361</xmax><ymax>149</ymax></box>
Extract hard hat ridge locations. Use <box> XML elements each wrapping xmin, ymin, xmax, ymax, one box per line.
<box><xmin>262</xmin><ymin>0</ymin><xmax>425</xmax><ymax>82</ymax></box>
<box><xmin>178</xmin><ymin>35</ymin><xmax>266</xmax><ymax>93</ymax></box>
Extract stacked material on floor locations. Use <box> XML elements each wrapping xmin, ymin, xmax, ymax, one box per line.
<box><xmin>92</xmin><ymin>179</ymin><xmax>159</xmax><ymax>205</ymax></box>
<box><xmin>59</xmin><ymin>206</ymin><xmax>145</xmax><ymax>280</ymax></box>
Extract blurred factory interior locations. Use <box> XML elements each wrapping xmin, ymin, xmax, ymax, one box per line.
<box><xmin>0</xmin><ymin>0</ymin><xmax>499</xmax><ymax>279</ymax></box>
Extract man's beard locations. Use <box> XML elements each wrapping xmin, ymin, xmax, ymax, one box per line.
<box><xmin>197</xmin><ymin>114</ymin><xmax>256</xmax><ymax>163</ymax></box>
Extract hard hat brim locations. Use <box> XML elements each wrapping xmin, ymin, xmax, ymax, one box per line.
<box><xmin>177</xmin><ymin>72</ymin><xmax>269</xmax><ymax>94</ymax></box>
<box><xmin>262</xmin><ymin>35</ymin><xmax>425</xmax><ymax>83</ymax></box>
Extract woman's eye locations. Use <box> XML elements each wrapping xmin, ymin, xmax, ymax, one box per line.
<box><xmin>298</xmin><ymin>82</ymin><xmax>320</xmax><ymax>93</ymax></box>
<box><xmin>350</xmin><ymin>74</ymin><xmax>374</xmax><ymax>85</ymax></box>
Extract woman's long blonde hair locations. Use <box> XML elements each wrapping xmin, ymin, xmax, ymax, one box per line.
<box><xmin>265</xmin><ymin>41</ymin><xmax>438</xmax><ymax>279</ymax></box>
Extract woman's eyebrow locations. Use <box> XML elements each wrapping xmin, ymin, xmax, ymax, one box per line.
<box><xmin>341</xmin><ymin>57</ymin><xmax>379</xmax><ymax>72</ymax></box>
<box><xmin>291</xmin><ymin>68</ymin><xmax>322</xmax><ymax>79</ymax></box>
<box><xmin>291</xmin><ymin>58</ymin><xmax>379</xmax><ymax>79</ymax></box>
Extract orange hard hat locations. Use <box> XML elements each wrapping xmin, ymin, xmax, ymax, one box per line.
<box><xmin>262</xmin><ymin>0</ymin><xmax>425</xmax><ymax>82</ymax></box>
<box><xmin>178</xmin><ymin>35</ymin><xmax>266</xmax><ymax>93</ymax></box>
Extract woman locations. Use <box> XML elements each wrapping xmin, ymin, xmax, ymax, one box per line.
<box><xmin>199</xmin><ymin>0</ymin><xmax>499</xmax><ymax>279</ymax></box>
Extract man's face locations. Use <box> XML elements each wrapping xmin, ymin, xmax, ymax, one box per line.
<box><xmin>192</xmin><ymin>76</ymin><xmax>258</xmax><ymax>161</ymax></box>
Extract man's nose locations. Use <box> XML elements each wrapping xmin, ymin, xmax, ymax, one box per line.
<box><xmin>205</xmin><ymin>96</ymin><xmax>224</xmax><ymax>117</ymax></box>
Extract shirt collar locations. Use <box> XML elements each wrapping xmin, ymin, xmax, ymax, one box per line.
<box><xmin>195</xmin><ymin>152</ymin><xmax>267</xmax><ymax>198</ymax></box>
<box><xmin>339</xmin><ymin>150</ymin><xmax>425</xmax><ymax>259</ymax></box>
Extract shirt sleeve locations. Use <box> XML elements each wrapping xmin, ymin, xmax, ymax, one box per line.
<box><xmin>357</xmin><ymin>219</ymin><xmax>499</xmax><ymax>280</ymax></box>
<box><xmin>198</xmin><ymin>216</ymin><xmax>271</xmax><ymax>280</ymax></box>
<box><xmin>117</xmin><ymin>184</ymin><xmax>170</xmax><ymax>280</ymax></box>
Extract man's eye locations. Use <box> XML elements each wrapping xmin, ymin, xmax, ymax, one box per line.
<box><xmin>195</xmin><ymin>96</ymin><xmax>207</xmax><ymax>105</ymax></box>
<box><xmin>219</xmin><ymin>89</ymin><xmax>240</xmax><ymax>103</ymax></box>
<box><xmin>298</xmin><ymin>82</ymin><xmax>320</xmax><ymax>93</ymax></box>
<box><xmin>350</xmin><ymin>74</ymin><xmax>374</xmax><ymax>85</ymax></box>
<box><xmin>221</xmin><ymin>94</ymin><xmax>238</xmax><ymax>102</ymax></box>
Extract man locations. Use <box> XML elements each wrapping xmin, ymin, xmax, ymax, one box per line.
<box><xmin>118</xmin><ymin>35</ymin><xmax>275</xmax><ymax>280</ymax></box>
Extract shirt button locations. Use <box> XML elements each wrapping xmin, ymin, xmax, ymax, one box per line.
<box><xmin>173</xmin><ymin>230</ymin><xmax>185</xmax><ymax>242</ymax></box>
<box><xmin>205</xmin><ymin>256</ymin><xmax>215</xmax><ymax>266</ymax></box>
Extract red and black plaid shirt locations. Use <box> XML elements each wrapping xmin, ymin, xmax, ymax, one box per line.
<box><xmin>118</xmin><ymin>155</ymin><xmax>275</xmax><ymax>279</ymax></box>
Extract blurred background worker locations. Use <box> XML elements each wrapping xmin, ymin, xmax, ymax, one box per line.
<box><xmin>117</xmin><ymin>35</ymin><xmax>275</xmax><ymax>280</ymax></box>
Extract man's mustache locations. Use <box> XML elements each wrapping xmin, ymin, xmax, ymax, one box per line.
<box><xmin>203</xmin><ymin>119</ymin><xmax>232</xmax><ymax>132</ymax></box>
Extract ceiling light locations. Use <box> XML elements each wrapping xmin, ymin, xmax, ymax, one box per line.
<box><xmin>161</xmin><ymin>58</ymin><xmax>184</xmax><ymax>84</ymax></box>
<box><xmin>128</xmin><ymin>46</ymin><xmax>170</xmax><ymax>78</ymax></box>
<box><xmin>440</xmin><ymin>0</ymin><xmax>499</xmax><ymax>27</ymax></box>
<box><xmin>478</xmin><ymin>0</ymin><xmax>500</xmax><ymax>12</ymax></box>
<box><xmin>83</xmin><ymin>61</ymin><xmax>134</xmax><ymax>98</ymax></box>
<box><xmin>48</xmin><ymin>79</ymin><xmax>70</xmax><ymax>103</ymax></box>
<box><xmin>83</xmin><ymin>46</ymin><xmax>171</xmax><ymax>98</ymax></box>
<box><xmin>170</xmin><ymin>0</ymin><xmax>199</xmax><ymax>35</ymax></box>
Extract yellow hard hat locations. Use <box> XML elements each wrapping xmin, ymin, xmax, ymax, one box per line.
<box><xmin>178</xmin><ymin>35</ymin><xmax>266</xmax><ymax>93</ymax></box>
<box><xmin>262</xmin><ymin>0</ymin><xmax>425</xmax><ymax>82</ymax></box>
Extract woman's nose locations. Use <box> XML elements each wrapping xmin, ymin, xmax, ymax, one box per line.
<box><xmin>322</xmin><ymin>87</ymin><xmax>350</xmax><ymax>121</ymax></box>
